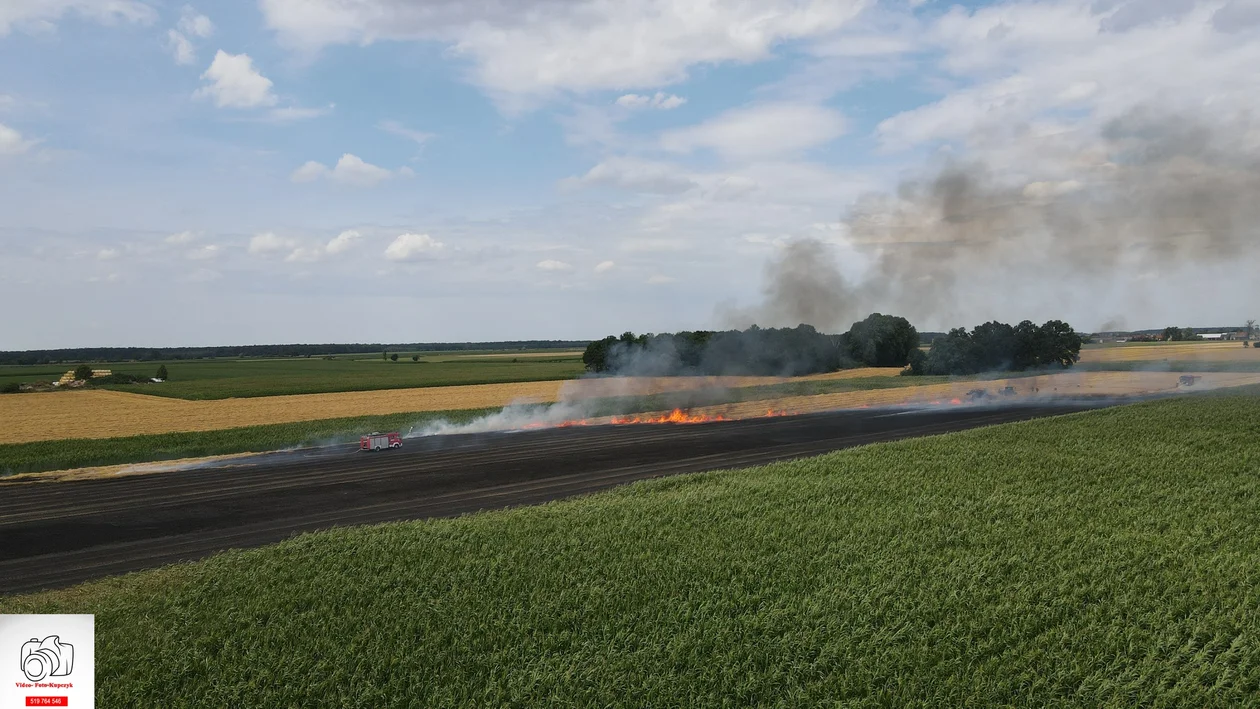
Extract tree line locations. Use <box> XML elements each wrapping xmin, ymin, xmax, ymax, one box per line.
<box><xmin>0</xmin><ymin>341</ymin><xmax>590</xmax><ymax>366</ymax></box>
<box><xmin>584</xmin><ymin>314</ymin><xmax>1083</xmax><ymax>377</ymax></box>
<box><xmin>905</xmin><ymin>320</ymin><xmax>1082</xmax><ymax>375</ymax></box>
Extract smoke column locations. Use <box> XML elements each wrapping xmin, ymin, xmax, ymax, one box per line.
<box><xmin>732</xmin><ymin>109</ymin><xmax>1260</xmax><ymax>331</ymax></box>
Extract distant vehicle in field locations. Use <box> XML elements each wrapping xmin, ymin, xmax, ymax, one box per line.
<box><xmin>1178</xmin><ymin>375</ymin><xmax>1201</xmax><ymax>387</ymax></box>
<box><xmin>360</xmin><ymin>432</ymin><xmax>403</xmax><ymax>451</ymax></box>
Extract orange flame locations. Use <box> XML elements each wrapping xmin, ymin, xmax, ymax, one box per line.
<box><xmin>611</xmin><ymin>408</ymin><xmax>729</xmax><ymax>425</ymax></box>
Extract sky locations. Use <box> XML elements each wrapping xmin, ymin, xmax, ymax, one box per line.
<box><xmin>2</xmin><ymin>0</ymin><xmax>1259</xmax><ymax>349</ymax></box>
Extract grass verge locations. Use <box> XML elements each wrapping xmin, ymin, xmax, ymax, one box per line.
<box><xmin>0</xmin><ymin>408</ymin><xmax>495</xmax><ymax>476</ymax></box>
<box><xmin>4</xmin><ymin>392</ymin><xmax>1260</xmax><ymax>705</ymax></box>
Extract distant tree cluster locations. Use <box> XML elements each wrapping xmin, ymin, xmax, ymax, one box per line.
<box><xmin>906</xmin><ymin>320</ymin><xmax>1083</xmax><ymax>376</ymax></box>
<box><xmin>583</xmin><ymin>326</ymin><xmax>845</xmax><ymax>376</ymax></box>
<box><xmin>582</xmin><ymin>314</ymin><xmax>920</xmax><ymax>377</ymax></box>
<box><xmin>1161</xmin><ymin>327</ymin><xmax>1201</xmax><ymax>342</ymax></box>
<box><xmin>843</xmin><ymin>314</ymin><xmax>918</xmax><ymax>368</ymax></box>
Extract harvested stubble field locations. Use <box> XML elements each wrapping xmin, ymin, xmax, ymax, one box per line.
<box><xmin>592</xmin><ymin>371</ymin><xmax>1260</xmax><ymax>423</ymax></box>
<box><xmin>5</xmin><ymin>391</ymin><xmax>1260</xmax><ymax>705</ymax></box>
<box><xmin>0</xmin><ymin>368</ymin><xmax>901</xmax><ymax>445</ymax></box>
<box><xmin>6</xmin><ymin>369</ymin><xmax>1257</xmax><ymax>446</ymax></box>
<box><xmin>1079</xmin><ymin>341</ymin><xmax>1259</xmax><ymax>363</ymax></box>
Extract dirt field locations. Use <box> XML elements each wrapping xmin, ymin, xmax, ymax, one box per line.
<box><xmin>1080</xmin><ymin>342</ymin><xmax>1258</xmax><ymax>362</ymax></box>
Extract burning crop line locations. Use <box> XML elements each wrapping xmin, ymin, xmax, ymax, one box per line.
<box><xmin>537</xmin><ymin>407</ymin><xmax>799</xmax><ymax>429</ymax></box>
<box><xmin>611</xmin><ymin>408</ymin><xmax>729</xmax><ymax>425</ymax></box>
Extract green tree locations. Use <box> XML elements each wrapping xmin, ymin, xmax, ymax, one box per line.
<box><xmin>390</xmin><ymin>353</ymin><xmax>399</xmax><ymax>362</ymax></box>
<box><xmin>920</xmin><ymin>328</ymin><xmax>978</xmax><ymax>375</ymax></box>
<box><xmin>970</xmin><ymin>321</ymin><xmax>1017</xmax><ymax>370</ymax></box>
<box><xmin>844</xmin><ymin>313</ymin><xmax>919</xmax><ymax>367</ymax></box>
<box><xmin>582</xmin><ymin>336</ymin><xmax>615</xmax><ymax>372</ymax></box>
<box><xmin>411</xmin><ymin>355</ymin><xmax>419</xmax><ymax>362</ymax></box>
<box><xmin>1037</xmin><ymin>320</ymin><xmax>1084</xmax><ymax>367</ymax></box>
<box><xmin>913</xmin><ymin>319</ymin><xmax>1082</xmax><ymax>375</ymax></box>
<box><xmin>156</xmin><ymin>364</ymin><xmax>168</xmax><ymax>380</ymax></box>
<box><xmin>73</xmin><ymin>364</ymin><xmax>93</xmax><ymax>381</ymax></box>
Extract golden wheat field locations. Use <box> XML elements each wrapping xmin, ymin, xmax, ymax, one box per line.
<box><xmin>0</xmin><ymin>369</ymin><xmax>899</xmax><ymax>444</ymax></box>
<box><xmin>1079</xmin><ymin>341</ymin><xmax>1259</xmax><ymax>362</ymax></box>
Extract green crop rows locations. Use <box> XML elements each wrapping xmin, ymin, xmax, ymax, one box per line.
<box><xmin>0</xmin><ymin>351</ymin><xmax>585</xmax><ymax>400</ymax></box>
<box><xmin>5</xmin><ymin>391</ymin><xmax>1260</xmax><ymax>705</ymax></box>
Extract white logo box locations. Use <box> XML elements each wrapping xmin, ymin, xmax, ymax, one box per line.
<box><xmin>1</xmin><ymin>615</ymin><xmax>94</xmax><ymax>709</ymax></box>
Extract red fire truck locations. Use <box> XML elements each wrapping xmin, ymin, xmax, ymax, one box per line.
<box><xmin>359</xmin><ymin>431</ymin><xmax>403</xmax><ymax>452</ymax></box>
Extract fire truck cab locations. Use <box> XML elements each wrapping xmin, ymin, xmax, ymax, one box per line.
<box><xmin>360</xmin><ymin>431</ymin><xmax>403</xmax><ymax>451</ymax></box>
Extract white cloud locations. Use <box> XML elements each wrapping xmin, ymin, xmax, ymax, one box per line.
<box><xmin>290</xmin><ymin>160</ymin><xmax>327</xmax><ymax>182</ymax></box>
<box><xmin>874</xmin><ymin>1</ymin><xmax>1260</xmax><ymax>157</ymax></box>
<box><xmin>325</xmin><ymin>229</ymin><xmax>363</xmax><ymax>254</ymax></box>
<box><xmin>563</xmin><ymin>157</ymin><xmax>697</xmax><ymax>195</ymax></box>
<box><xmin>0</xmin><ymin>0</ymin><xmax>154</xmax><ymax>36</ymax></box>
<box><xmin>260</xmin><ymin>0</ymin><xmax>865</xmax><ymax>102</ymax></box>
<box><xmin>661</xmin><ymin>103</ymin><xmax>848</xmax><ymax>161</ymax></box>
<box><xmin>187</xmin><ymin>244</ymin><xmax>220</xmax><ymax>260</ymax></box>
<box><xmin>615</xmin><ymin>92</ymin><xmax>687</xmax><ymax>110</ymax></box>
<box><xmin>536</xmin><ymin>259</ymin><xmax>573</xmax><ymax>271</ymax></box>
<box><xmin>0</xmin><ymin>123</ymin><xmax>34</xmax><ymax>155</ymax></box>
<box><xmin>266</xmin><ymin>105</ymin><xmax>333</xmax><ymax>122</ymax></box>
<box><xmin>378</xmin><ymin>120</ymin><xmax>434</xmax><ymax>146</ymax></box>
<box><xmin>165</xmin><ymin>230</ymin><xmax>197</xmax><ymax>244</ymax></box>
<box><xmin>97</xmin><ymin>248</ymin><xmax>119</xmax><ymax>260</ymax></box>
<box><xmin>194</xmin><ymin>51</ymin><xmax>277</xmax><ymax>108</ymax></box>
<box><xmin>290</xmin><ymin>154</ymin><xmax>410</xmax><ymax>187</ymax></box>
<box><xmin>177</xmin><ymin>7</ymin><xmax>213</xmax><ymax>38</ymax></box>
<box><xmin>285</xmin><ymin>246</ymin><xmax>323</xmax><ymax>263</ymax></box>
<box><xmin>594</xmin><ymin>260</ymin><xmax>616</xmax><ymax>273</ymax></box>
<box><xmin>248</xmin><ymin>232</ymin><xmax>294</xmax><ymax>255</ymax></box>
<box><xmin>384</xmin><ymin>233</ymin><xmax>443</xmax><ymax>261</ymax></box>
<box><xmin>167</xmin><ymin>8</ymin><xmax>213</xmax><ymax>65</ymax></box>
<box><xmin>167</xmin><ymin>29</ymin><xmax>196</xmax><ymax>65</ymax></box>
<box><xmin>647</xmin><ymin>274</ymin><xmax>677</xmax><ymax>284</ymax></box>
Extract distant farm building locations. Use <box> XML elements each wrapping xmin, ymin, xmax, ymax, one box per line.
<box><xmin>56</xmin><ymin>369</ymin><xmax>112</xmax><ymax>385</ymax></box>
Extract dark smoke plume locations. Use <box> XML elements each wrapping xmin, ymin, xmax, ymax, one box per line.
<box><xmin>731</xmin><ymin>109</ymin><xmax>1260</xmax><ymax>331</ymax></box>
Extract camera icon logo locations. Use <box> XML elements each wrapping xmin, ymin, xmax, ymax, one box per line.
<box><xmin>20</xmin><ymin>635</ymin><xmax>74</xmax><ymax>682</ymax></box>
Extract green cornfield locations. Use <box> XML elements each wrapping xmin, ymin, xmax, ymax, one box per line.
<box><xmin>4</xmin><ymin>391</ymin><xmax>1259</xmax><ymax>705</ymax></box>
